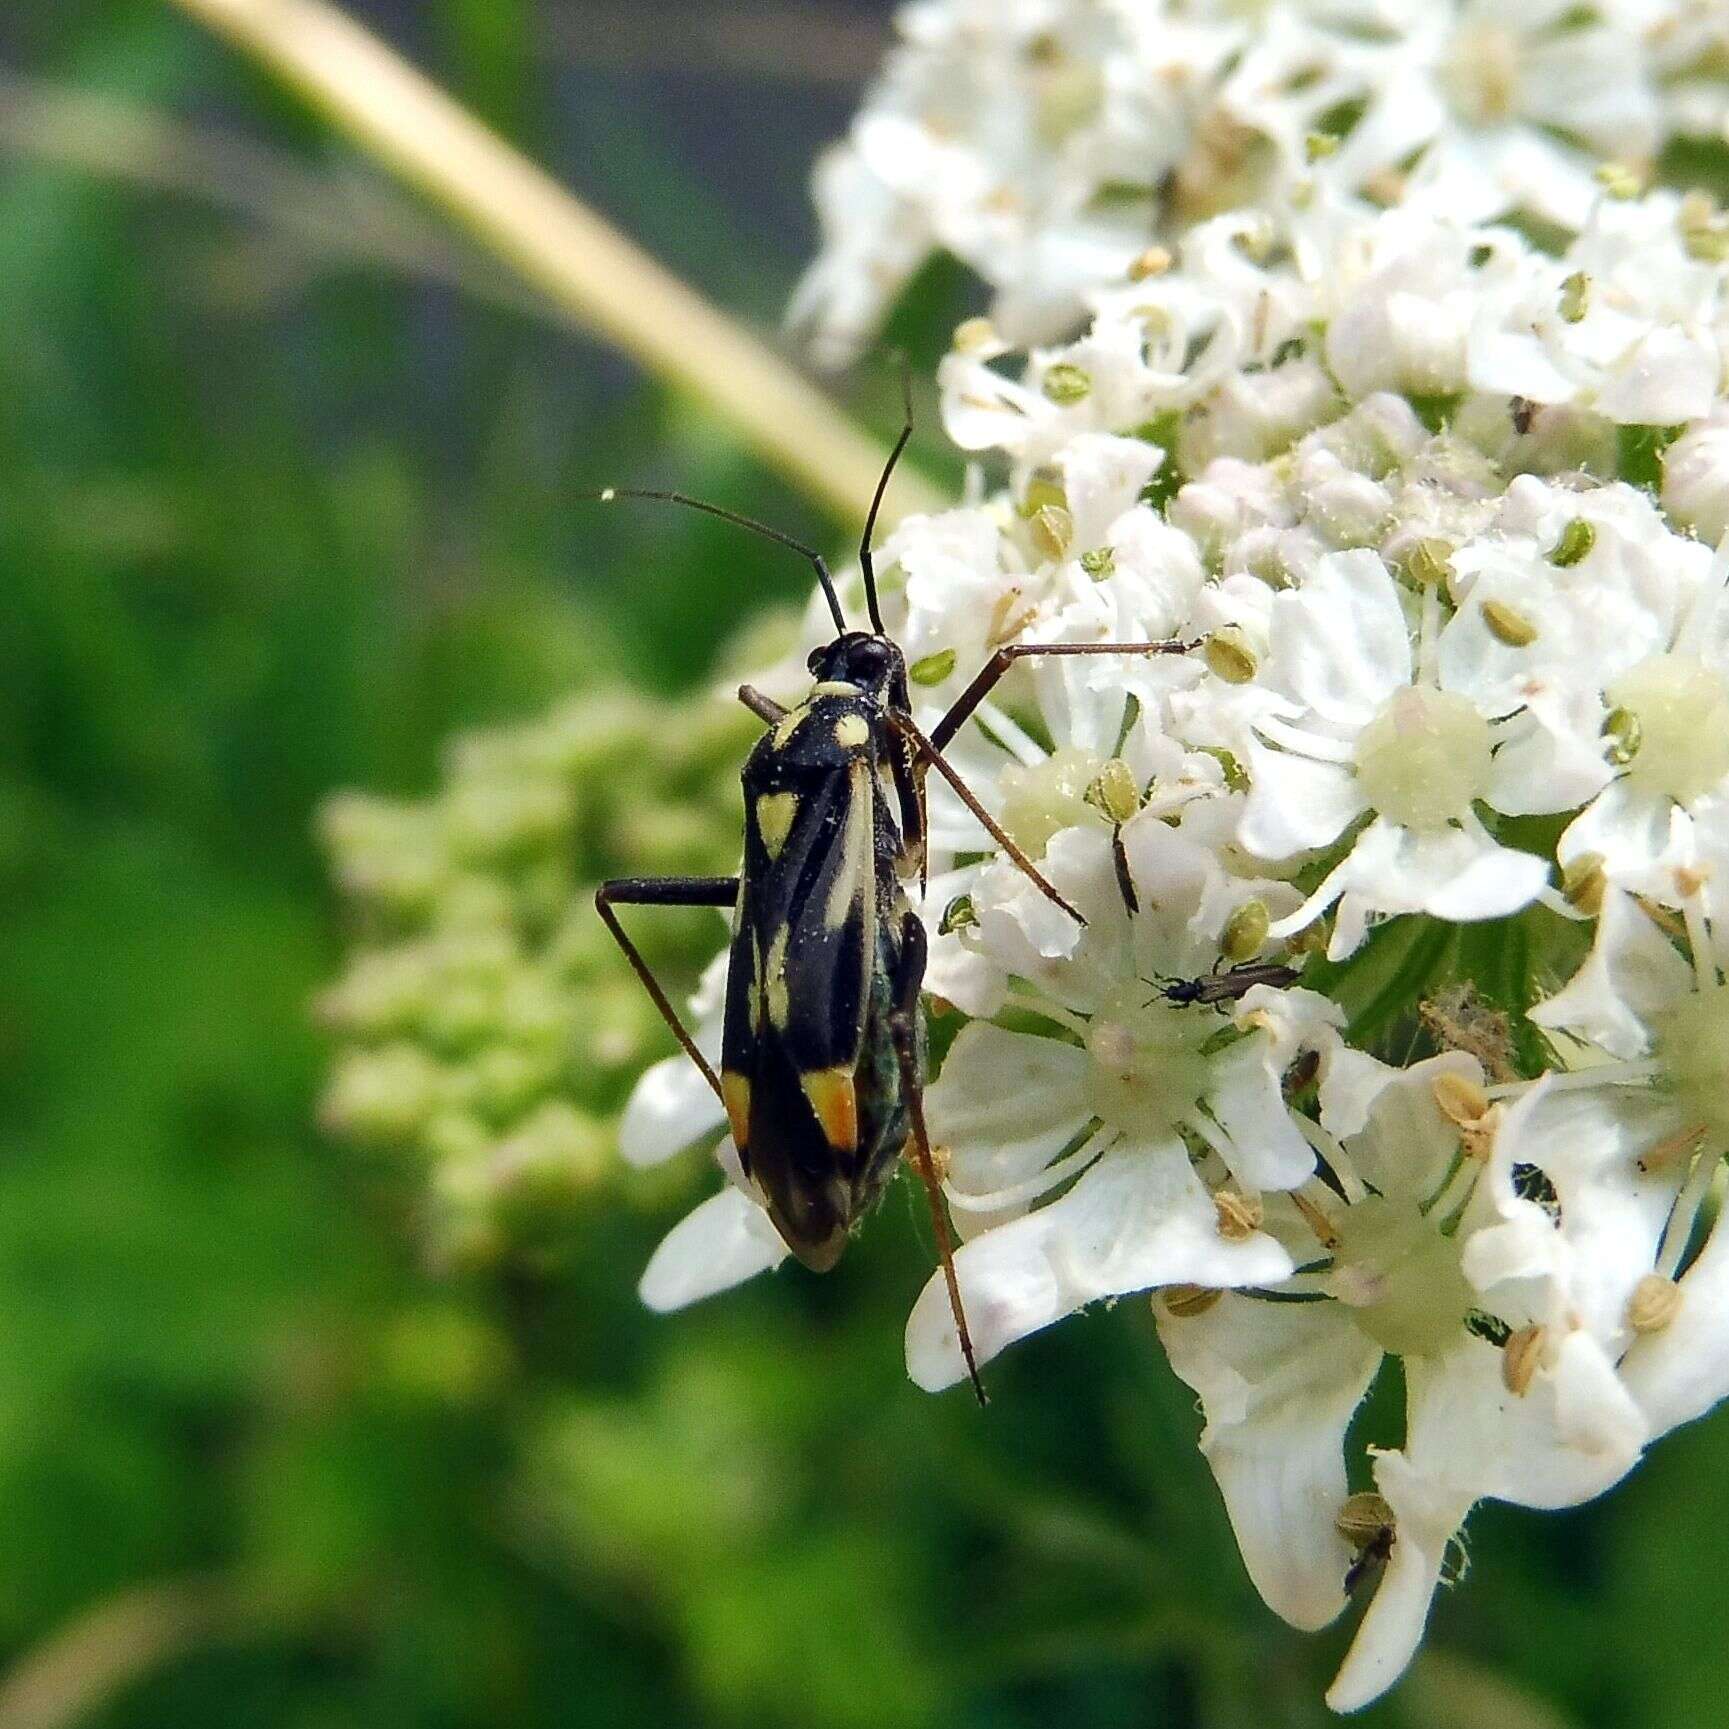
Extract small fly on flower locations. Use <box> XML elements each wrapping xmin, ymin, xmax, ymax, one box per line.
<box><xmin>591</xmin><ymin>379</ymin><xmax>1195</xmax><ymax>1403</ymax></box>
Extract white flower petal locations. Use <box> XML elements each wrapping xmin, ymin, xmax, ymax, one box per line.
<box><xmin>1158</xmin><ymin>1295</ymin><xmax>1380</xmax><ymax>1632</ymax></box>
<box><xmin>905</xmin><ymin>1141</ymin><xmax>1293</xmax><ymax>1391</ymax></box>
<box><xmin>928</xmin><ymin>1022</ymin><xmax>1093</xmax><ymax>1199</ymax></box>
<box><xmin>1531</xmin><ymin>887</ymin><xmax>1693</xmax><ymax>1059</ymax></box>
<box><xmin>1621</xmin><ymin>1206</ymin><xmax>1729</xmax><ymax>1438</ymax></box>
<box><xmin>1270</xmin><ymin>550</ymin><xmax>1412</xmax><ymax>727</ymax></box>
<box><xmin>639</xmin><ymin>1186</ymin><xmax>788</xmax><ymax>1312</ymax></box>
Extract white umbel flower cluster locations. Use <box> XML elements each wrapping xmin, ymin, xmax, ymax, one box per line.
<box><xmin>790</xmin><ymin>0</ymin><xmax>1729</xmax><ymax>367</ymax></box>
<box><xmin>625</xmin><ymin>155</ymin><xmax>1729</xmax><ymax>1711</ymax></box>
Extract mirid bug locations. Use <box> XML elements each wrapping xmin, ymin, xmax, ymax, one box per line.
<box><xmin>593</xmin><ymin>398</ymin><xmax>1194</xmax><ymax>1402</ymax></box>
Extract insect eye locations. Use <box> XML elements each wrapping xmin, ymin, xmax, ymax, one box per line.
<box><xmin>807</xmin><ymin>646</ymin><xmax>828</xmax><ymax>675</ymax></box>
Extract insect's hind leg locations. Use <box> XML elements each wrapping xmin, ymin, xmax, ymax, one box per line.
<box><xmin>889</xmin><ymin>914</ymin><xmax>988</xmax><ymax>1407</ymax></box>
<box><xmin>595</xmin><ymin>876</ymin><xmax>738</xmax><ymax>1106</ymax></box>
<box><xmin>928</xmin><ymin>638</ymin><xmax>1197</xmax><ymax>753</ymax></box>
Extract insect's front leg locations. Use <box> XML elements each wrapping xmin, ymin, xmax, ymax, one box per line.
<box><xmin>595</xmin><ymin>875</ymin><xmax>739</xmax><ymax>1104</ymax></box>
<box><xmin>888</xmin><ymin>912</ymin><xmax>987</xmax><ymax>1406</ymax></box>
<box><xmin>927</xmin><ymin>638</ymin><xmax>1197</xmax><ymax>752</ymax></box>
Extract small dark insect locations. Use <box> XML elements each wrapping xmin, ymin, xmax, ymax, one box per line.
<box><xmin>1344</xmin><ymin>1519</ymin><xmax>1396</xmax><ymax>1597</ymax></box>
<box><xmin>1511</xmin><ymin>395</ymin><xmax>1536</xmax><ymax>435</ymax></box>
<box><xmin>592</xmin><ymin>385</ymin><xmax>1194</xmax><ymax>1403</ymax></box>
<box><xmin>1160</xmin><ymin>962</ymin><xmax>1300</xmax><ymax>1008</ymax></box>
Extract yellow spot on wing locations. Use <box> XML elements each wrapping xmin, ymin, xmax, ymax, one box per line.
<box><xmin>825</xmin><ymin>761</ymin><xmax>875</xmax><ymax>931</ymax></box>
<box><xmin>833</xmin><ymin>713</ymin><xmax>869</xmax><ymax>749</ymax></box>
<box><xmin>756</xmin><ymin>790</ymin><xmax>798</xmax><ymax>860</ymax></box>
<box><xmin>801</xmin><ymin>1066</ymin><xmax>859</xmax><ymax>1152</ymax></box>
<box><xmin>722</xmin><ymin>1071</ymin><xmax>751</xmax><ymax>1151</ymax></box>
<box><xmin>764</xmin><ymin>925</ymin><xmax>791</xmax><ymax>1029</ymax></box>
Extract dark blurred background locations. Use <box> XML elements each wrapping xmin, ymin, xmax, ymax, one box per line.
<box><xmin>0</xmin><ymin>5</ymin><xmax>1723</xmax><ymax>1727</ymax></box>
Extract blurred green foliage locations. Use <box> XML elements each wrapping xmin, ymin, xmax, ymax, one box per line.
<box><xmin>1</xmin><ymin>4</ymin><xmax>1727</xmax><ymax>1727</ymax></box>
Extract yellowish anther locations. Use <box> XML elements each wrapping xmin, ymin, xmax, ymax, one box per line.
<box><xmin>1562</xmin><ymin>852</ymin><xmax>1608</xmax><ymax>916</ymax></box>
<box><xmin>1128</xmin><ymin>245</ymin><xmax>1173</xmax><ymax>281</ymax></box>
<box><xmin>1676</xmin><ymin>863</ymin><xmax>1711</xmax><ymax>900</ymax></box>
<box><xmin>1627</xmin><ymin>1272</ymin><xmax>1683</xmax><ymax>1334</ymax></box>
<box><xmin>1018</xmin><ymin>471</ymin><xmax>1068</xmax><ymax>519</ymax></box>
<box><xmin>1336</xmin><ymin>1492</ymin><xmax>1395</xmax><ymax>1548</ymax></box>
<box><xmin>1286</xmin><ymin>918</ymin><xmax>1332</xmax><ymax>959</ymax></box>
<box><xmin>1551</xmin><ymin>517</ymin><xmax>1596</xmax><ymax>567</ymax></box>
<box><xmin>1160</xmin><ymin>1283</ymin><xmax>1223</xmax><ymax>1319</ymax></box>
<box><xmin>1292</xmin><ymin>1189</ymin><xmax>1341</xmax><ymax>1250</ymax></box>
<box><xmin>1432</xmin><ymin>1070</ymin><xmax>1492</xmax><ymax>1128</ymax></box>
<box><xmin>1042</xmin><ymin>362</ymin><xmax>1093</xmax><ymax>405</ymax></box>
<box><xmin>1460</xmin><ymin>1101</ymin><xmax>1504</xmax><ymax>1164</ymax></box>
<box><xmin>1223</xmin><ymin>899</ymin><xmax>1270</xmax><ymax>963</ymax></box>
<box><xmin>1482</xmin><ymin>598</ymin><xmax>1539</xmax><ymax>648</ymax></box>
<box><xmin>1406</xmin><ymin>539</ymin><xmax>1454</xmax><ymax>588</ymax></box>
<box><xmin>909</xmin><ymin>648</ymin><xmax>958</xmax><ymax>687</ymax></box>
<box><xmin>1638</xmin><ymin>1121</ymin><xmax>1708</xmax><ymax>1174</ymax></box>
<box><xmin>1085</xmin><ymin>758</ymin><xmax>1142</xmax><ymax>826</ymax></box>
<box><xmin>1032</xmin><ymin>504</ymin><xmax>1075</xmax><ymax>561</ymax></box>
<box><xmin>1305</xmin><ymin>131</ymin><xmax>1341</xmax><ymax>162</ymax></box>
<box><xmin>1080</xmin><ymin>545</ymin><xmax>1116</xmax><ymax>578</ymax></box>
<box><xmin>1214</xmin><ymin>1187</ymin><xmax>1264</xmax><ymax>1241</ymax></box>
<box><xmin>1204</xmin><ymin>626</ymin><xmax>1259</xmax><ymax>685</ymax></box>
<box><xmin>1560</xmin><ymin>270</ymin><xmax>1591</xmax><ymax>323</ymax></box>
<box><xmin>1601</xmin><ymin>705</ymin><xmax>1642</xmax><ymax>767</ymax></box>
<box><xmin>952</xmin><ymin>316</ymin><xmax>1000</xmax><ymax>354</ymax></box>
<box><xmin>1595</xmin><ymin>161</ymin><xmax>1644</xmax><ymax>200</ymax></box>
<box><xmin>1502</xmin><ymin>1323</ymin><xmax>1548</xmax><ymax>1396</ymax></box>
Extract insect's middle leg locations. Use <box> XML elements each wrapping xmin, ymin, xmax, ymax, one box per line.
<box><xmin>595</xmin><ymin>875</ymin><xmax>738</xmax><ymax>1105</ymax></box>
<box><xmin>889</xmin><ymin>913</ymin><xmax>987</xmax><ymax>1407</ymax></box>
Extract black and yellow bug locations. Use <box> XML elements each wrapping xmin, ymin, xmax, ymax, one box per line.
<box><xmin>594</xmin><ymin>405</ymin><xmax>1192</xmax><ymax>1401</ymax></box>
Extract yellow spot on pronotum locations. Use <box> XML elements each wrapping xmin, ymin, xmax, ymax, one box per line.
<box><xmin>801</xmin><ymin>1066</ymin><xmax>859</xmax><ymax>1152</ymax></box>
<box><xmin>773</xmin><ymin>705</ymin><xmax>808</xmax><ymax>750</ymax></box>
<box><xmin>833</xmin><ymin>713</ymin><xmax>869</xmax><ymax>749</ymax></box>
<box><xmin>722</xmin><ymin>1071</ymin><xmax>751</xmax><ymax>1152</ymax></box>
<box><xmin>756</xmin><ymin>791</ymin><xmax>798</xmax><ymax>860</ymax></box>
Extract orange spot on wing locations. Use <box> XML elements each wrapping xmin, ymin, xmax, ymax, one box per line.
<box><xmin>722</xmin><ymin>1071</ymin><xmax>751</xmax><ymax>1152</ymax></box>
<box><xmin>801</xmin><ymin>1066</ymin><xmax>859</xmax><ymax>1153</ymax></box>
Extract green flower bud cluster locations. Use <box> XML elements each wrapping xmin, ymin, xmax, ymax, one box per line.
<box><xmin>318</xmin><ymin>683</ymin><xmax>760</xmax><ymax>1269</ymax></box>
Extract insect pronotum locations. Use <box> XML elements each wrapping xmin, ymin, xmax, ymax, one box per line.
<box><xmin>593</xmin><ymin>390</ymin><xmax>1194</xmax><ymax>1403</ymax></box>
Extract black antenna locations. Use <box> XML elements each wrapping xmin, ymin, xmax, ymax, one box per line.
<box><xmin>858</xmin><ymin>358</ymin><xmax>915</xmax><ymax>637</ymax></box>
<box><xmin>580</xmin><ymin>487</ymin><xmax>848</xmax><ymax>637</ymax></box>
